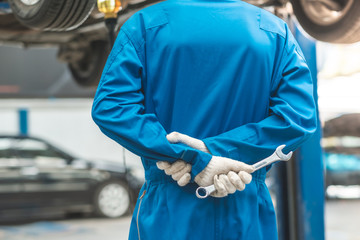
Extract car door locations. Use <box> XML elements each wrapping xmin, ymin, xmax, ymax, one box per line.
<box><xmin>14</xmin><ymin>138</ymin><xmax>97</xmax><ymax>213</ymax></box>
<box><xmin>0</xmin><ymin>137</ymin><xmax>24</xmax><ymax>218</ymax></box>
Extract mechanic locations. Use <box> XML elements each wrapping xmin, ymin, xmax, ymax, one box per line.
<box><xmin>91</xmin><ymin>0</ymin><xmax>317</xmax><ymax>239</ymax></box>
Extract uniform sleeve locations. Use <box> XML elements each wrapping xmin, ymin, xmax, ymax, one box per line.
<box><xmin>202</xmin><ymin>26</ymin><xmax>317</xmax><ymax>163</ymax></box>
<box><xmin>91</xmin><ymin>29</ymin><xmax>211</xmax><ymax>178</ymax></box>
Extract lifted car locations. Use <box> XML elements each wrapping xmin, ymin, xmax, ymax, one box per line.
<box><xmin>0</xmin><ymin>0</ymin><xmax>158</xmax><ymax>87</ymax></box>
<box><xmin>1</xmin><ymin>0</ymin><xmax>360</xmax><ymax>87</ymax></box>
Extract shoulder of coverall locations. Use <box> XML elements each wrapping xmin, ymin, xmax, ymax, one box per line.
<box><xmin>258</xmin><ymin>8</ymin><xmax>305</xmax><ymax>60</ymax></box>
<box><xmin>119</xmin><ymin>2</ymin><xmax>168</xmax><ymax>52</ymax></box>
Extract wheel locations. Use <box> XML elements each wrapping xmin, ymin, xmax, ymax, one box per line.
<box><xmin>68</xmin><ymin>40</ymin><xmax>110</xmax><ymax>87</ymax></box>
<box><xmin>290</xmin><ymin>0</ymin><xmax>360</xmax><ymax>43</ymax></box>
<box><xmin>8</xmin><ymin>0</ymin><xmax>96</xmax><ymax>31</ymax></box>
<box><xmin>94</xmin><ymin>180</ymin><xmax>132</xmax><ymax>218</ymax></box>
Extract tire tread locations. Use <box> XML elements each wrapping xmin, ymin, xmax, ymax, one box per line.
<box><xmin>9</xmin><ymin>0</ymin><xmax>96</xmax><ymax>31</ymax></box>
<box><xmin>290</xmin><ymin>0</ymin><xmax>360</xmax><ymax>43</ymax></box>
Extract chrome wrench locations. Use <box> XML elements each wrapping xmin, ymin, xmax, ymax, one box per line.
<box><xmin>195</xmin><ymin>145</ymin><xmax>293</xmax><ymax>199</ymax></box>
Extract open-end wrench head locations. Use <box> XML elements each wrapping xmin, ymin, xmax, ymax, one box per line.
<box><xmin>275</xmin><ymin>145</ymin><xmax>293</xmax><ymax>160</ymax></box>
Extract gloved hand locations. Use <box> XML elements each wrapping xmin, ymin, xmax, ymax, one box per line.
<box><xmin>166</xmin><ymin>132</ymin><xmax>210</xmax><ymax>154</ymax></box>
<box><xmin>156</xmin><ymin>160</ymin><xmax>192</xmax><ymax>186</ymax></box>
<box><xmin>194</xmin><ymin>156</ymin><xmax>254</xmax><ymax>187</ymax></box>
<box><xmin>157</xmin><ymin>132</ymin><xmax>209</xmax><ymax>186</ymax></box>
<box><xmin>158</xmin><ymin>132</ymin><xmax>254</xmax><ymax>188</ymax></box>
<box><xmin>211</xmin><ymin>171</ymin><xmax>252</xmax><ymax>197</ymax></box>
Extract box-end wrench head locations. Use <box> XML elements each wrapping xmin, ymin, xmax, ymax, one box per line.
<box><xmin>195</xmin><ymin>145</ymin><xmax>293</xmax><ymax>199</ymax></box>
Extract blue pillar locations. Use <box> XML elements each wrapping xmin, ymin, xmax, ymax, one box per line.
<box><xmin>18</xmin><ymin>108</ymin><xmax>29</xmax><ymax>136</ymax></box>
<box><xmin>293</xmin><ymin>22</ymin><xmax>325</xmax><ymax>240</ymax></box>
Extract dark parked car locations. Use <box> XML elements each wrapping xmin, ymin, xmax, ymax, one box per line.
<box><xmin>0</xmin><ymin>135</ymin><xmax>144</xmax><ymax>221</ymax></box>
<box><xmin>1</xmin><ymin>0</ymin><xmax>360</xmax><ymax>87</ymax></box>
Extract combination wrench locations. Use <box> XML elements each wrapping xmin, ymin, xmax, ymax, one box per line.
<box><xmin>195</xmin><ymin>145</ymin><xmax>293</xmax><ymax>199</ymax></box>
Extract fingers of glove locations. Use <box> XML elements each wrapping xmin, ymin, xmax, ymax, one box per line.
<box><xmin>239</xmin><ymin>171</ymin><xmax>252</xmax><ymax>184</ymax></box>
<box><xmin>171</xmin><ymin>163</ymin><xmax>192</xmax><ymax>181</ymax></box>
<box><xmin>156</xmin><ymin>161</ymin><xmax>171</xmax><ymax>170</ymax></box>
<box><xmin>211</xmin><ymin>175</ymin><xmax>228</xmax><ymax>198</ymax></box>
<box><xmin>166</xmin><ymin>132</ymin><xmax>180</xmax><ymax>143</ymax></box>
<box><xmin>227</xmin><ymin>171</ymin><xmax>245</xmax><ymax>191</ymax></box>
<box><xmin>164</xmin><ymin>160</ymin><xmax>186</xmax><ymax>175</ymax></box>
<box><xmin>177</xmin><ymin>173</ymin><xmax>191</xmax><ymax>186</ymax></box>
<box><xmin>167</xmin><ymin>132</ymin><xmax>210</xmax><ymax>153</ymax></box>
<box><xmin>176</xmin><ymin>134</ymin><xmax>208</xmax><ymax>152</ymax></box>
<box><xmin>219</xmin><ymin>174</ymin><xmax>236</xmax><ymax>194</ymax></box>
<box><xmin>194</xmin><ymin>175</ymin><xmax>211</xmax><ymax>187</ymax></box>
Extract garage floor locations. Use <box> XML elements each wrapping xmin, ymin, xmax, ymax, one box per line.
<box><xmin>0</xmin><ymin>217</ymin><xmax>131</xmax><ymax>240</ymax></box>
<box><xmin>0</xmin><ymin>199</ymin><xmax>359</xmax><ymax>240</ymax></box>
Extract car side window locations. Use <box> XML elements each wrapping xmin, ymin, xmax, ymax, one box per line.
<box><xmin>14</xmin><ymin>139</ymin><xmax>67</xmax><ymax>168</ymax></box>
<box><xmin>0</xmin><ymin>138</ymin><xmax>13</xmax><ymax>158</ymax></box>
<box><xmin>0</xmin><ymin>138</ymin><xmax>18</xmax><ymax>168</ymax></box>
<box><xmin>16</xmin><ymin>139</ymin><xmax>53</xmax><ymax>158</ymax></box>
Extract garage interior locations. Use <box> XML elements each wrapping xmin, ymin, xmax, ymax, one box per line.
<box><xmin>1</xmin><ymin>0</ymin><xmax>360</xmax><ymax>239</ymax></box>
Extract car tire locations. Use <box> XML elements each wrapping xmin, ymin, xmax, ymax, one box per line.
<box><xmin>290</xmin><ymin>0</ymin><xmax>360</xmax><ymax>43</ymax></box>
<box><xmin>94</xmin><ymin>180</ymin><xmax>132</xmax><ymax>218</ymax></box>
<box><xmin>8</xmin><ymin>0</ymin><xmax>96</xmax><ymax>31</ymax></box>
<box><xmin>68</xmin><ymin>40</ymin><xmax>109</xmax><ymax>87</ymax></box>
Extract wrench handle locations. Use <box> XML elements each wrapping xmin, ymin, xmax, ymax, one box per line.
<box><xmin>252</xmin><ymin>155</ymin><xmax>278</xmax><ymax>171</ymax></box>
<box><xmin>195</xmin><ymin>159</ymin><xmax>273</xmax><ymax>199</ymax></box>
<box><xmin>194</xmin><ymin>159</ymin><xmax>270</xmax><ymax>199</ymax></box>
<box><xmin>195</xmin><ymin>146</ymin><xmax>292</xmax><ymax>199</ymax></box>
<box><xmin>195</xmin><ymin>158</ymin><xmax>272</xmax><ymax>199</ymax></box>
<box><xmin>195</xmin><ymin>155</ymin><xmax>287</xmax><ymax>199</ymax></box>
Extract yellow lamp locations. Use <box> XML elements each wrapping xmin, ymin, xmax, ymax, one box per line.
<box><xmin>97</xmin><ymin>0</ymin><xmax>122</xmax><ymax>19</ymax></box>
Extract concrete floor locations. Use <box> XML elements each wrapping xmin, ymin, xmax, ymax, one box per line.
<box><xmin>326</xmin><ymin>199</ymin><xmax>360</xmax><ymax>240</ymax></box>
<box><xmin>0</xmin><ymin>199</ymin><xmax>359</xmax><ymax>240</ymax></box>
<box><xmin>0</xmin><ymin>217</ymin><xmax>131</xmax><ymax>240</ymax></box>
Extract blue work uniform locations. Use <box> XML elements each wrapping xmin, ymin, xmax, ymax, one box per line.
<box><xmin>92</xmin><ymin>0</ymin><xmax>317</xmax><ymax>239</ymax></box>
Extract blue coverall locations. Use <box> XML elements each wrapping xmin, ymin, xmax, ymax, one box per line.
<box><xmin>92</xmin><ymin>0</ymin><xmax>317</xmax><ymax>239</ymax></box>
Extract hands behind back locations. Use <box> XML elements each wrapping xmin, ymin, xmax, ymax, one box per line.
<box><xmin>157</xmin><ymin>132</ymin><xmax>254</xmax><ymax>197</ymax></box>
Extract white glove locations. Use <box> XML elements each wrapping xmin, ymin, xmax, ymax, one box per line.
<box><xmin>157</xmin><ymin>132</ymin><xmax>210</xmax><ymax>186</ymax></box>
<box><xmin>194</xmin><ymin>156</ymin><xmax>254</xmax><ymax>187</ymax></box>
<box><xmin>159</xmin><ymin>132</ymin><xmax>254</xmax><ymax>188</ymax></box>
<box><xmin>212</xmin><ymin>171</ymin><xmax>252</xmax><ymax>198</ymax></box>
<box><xmin>156</xmin><ymin>160</ymin><xmax>192</xmax><ymax>186</ymax></box>
<box><xmin>166</xmin><ymin>132</ymin><xmax>210</xmax><ymax>154</ymax></box>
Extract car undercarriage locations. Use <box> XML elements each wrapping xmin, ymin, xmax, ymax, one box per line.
<box><xmin>1</xmin><ymin>0</ymin><xmax>360</xmax><ymax>86</ymax></box>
